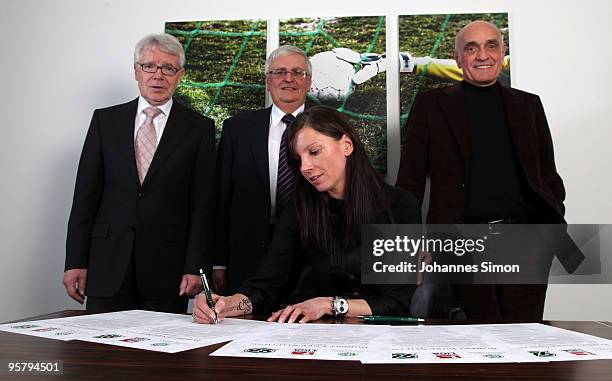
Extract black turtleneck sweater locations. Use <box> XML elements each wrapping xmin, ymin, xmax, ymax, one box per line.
<box><xmin>462</xmin><ymin>81</ymin><xmax>532</xmax><ymax>220</ymax></box>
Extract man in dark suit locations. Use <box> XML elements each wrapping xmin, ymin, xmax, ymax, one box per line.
<box><xmin>63</xmin><ymin>33</ymin><xmax>216</xmax><ymax>313</ymax></box>
<box><xmin>212</xmin><ymin>46</ymin><xmax>312</xmax><ymax>295</ymax></box>
<box><xmin>397</xmin><ymin>21</ymin><xmax>566</xmax><ymax>320</ymax></box>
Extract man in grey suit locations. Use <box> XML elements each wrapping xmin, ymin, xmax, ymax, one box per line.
<box><xmin>63</xmin><ymin>33</ymin><xmax>216</xmax><ymax>313</ymax></box>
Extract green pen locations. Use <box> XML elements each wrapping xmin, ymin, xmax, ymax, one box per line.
<box><xmin>358</xmin><ymin>315</ymin><xmax>424</xmax><ymax>324</ymax></box>
<box><xmin>199</xmin><ymin>269</ymin><xmax>218</xmax><ymax>324</ymax></box>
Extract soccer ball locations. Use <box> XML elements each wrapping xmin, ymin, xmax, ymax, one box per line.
<box><xmin>309</xmin><ymin>51</ymin><xmax>355</xmax><ymax>102</ymax></box>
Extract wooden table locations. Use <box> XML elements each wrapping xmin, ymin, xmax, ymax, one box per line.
<box><xmin>1</xmin><ymin>311</ymin><xmax>611</xmax><ymax>380</ymax></box>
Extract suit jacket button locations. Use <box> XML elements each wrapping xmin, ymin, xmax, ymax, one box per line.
<box><xmin>137</xmin><ymin>192</ymin><xmax>144</xmax><ymax>197</ymax></box>
<box><xmin>129</xmin><ymin>226</ymin><xmax>136</xmax><ymax>232</ymax></box>
<box><xmin>455</xmin><ymin>216</ymin><xmax>462</xmax><ymax>223</ymax></box>
<box><xmin>349</xmin><ymin>274</ymin><xmax>356</xmax><ymax>280</ymax></box>
<box><xmin>459</xmin><ymin>183</ymin><xmax>465</xmax><ymax>190</ymax></box>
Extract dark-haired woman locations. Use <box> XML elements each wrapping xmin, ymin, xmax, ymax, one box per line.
<box><xmin>194</xmin><ymin>105</ymin><xmax>420</xmax><ymax>324</ymax></box>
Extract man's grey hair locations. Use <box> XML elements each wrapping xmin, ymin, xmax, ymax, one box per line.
<box><xmin>454</xmin><ymin>20</ymin><xmax>504</xmax><ymax>52</ymax></box>
<box><xmin>134</xmin><ymin>33</ymin><xmax>185</xmax><ymax>68</ymax></box>
<box><xmin>265</xmin><ymin>45</ymin><xmax>312</xmax><ymax>75</ymax></box>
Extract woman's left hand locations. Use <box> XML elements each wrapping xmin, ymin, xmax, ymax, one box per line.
<box><xmin>267</xmin><ymin>297</ymin><xmax>332</xmax><ymax>324</ymax></box>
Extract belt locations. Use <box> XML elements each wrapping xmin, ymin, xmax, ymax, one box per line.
<box><xmin>463</xmin><ymin>216</ymin><xmax>529</xmax><ymax>224</ymax></box>
<box><xmin>463</xmin><ymin>216</ymin><xmax>530</xmax><ymax>235</ymax></box>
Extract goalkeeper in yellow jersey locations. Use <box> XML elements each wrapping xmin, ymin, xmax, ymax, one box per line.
<box><xmin>399</xmin><ymin>51</ymin><xmax>510</xmax><ymax>81</ymax></box>
<box><xmin>308</xmin><ymin>47</ymin><xmax>510</xmax><ymax>101</ymax></box>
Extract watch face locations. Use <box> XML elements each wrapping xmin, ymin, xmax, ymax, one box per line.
<box><xmin>335</xmin><ymin>298</ymin><xmax>349</xmax><ymax>314</ymax></box>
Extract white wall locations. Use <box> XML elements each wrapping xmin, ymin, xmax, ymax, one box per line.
<box><xmin>1</xmin><ymin>0</ymin><xmax>610</xmax><ymax>323</ymax></box>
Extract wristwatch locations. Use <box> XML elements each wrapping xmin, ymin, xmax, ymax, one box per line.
<box><xmin>332</xmin><ymin>296</ymin><xmax>349</xmax><ymax>317</ymax></box>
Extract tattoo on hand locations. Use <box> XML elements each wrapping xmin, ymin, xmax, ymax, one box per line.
<box><xmin>237</xmin><ymin>298</ymin><xmax>253</xmax><ymax>315</ymax></box>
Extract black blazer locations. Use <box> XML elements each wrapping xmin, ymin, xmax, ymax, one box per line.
<box><xmin>239</xmin><ymin>185</ymin><xmax>421</xmax><ymax>315</ymax></box>
<box><xmin>214</xmin><ymin>107</ymin><xmax>277</xmax><ymax>292</ymax></box>
<box><xmin>65</xmin><ymin>98</ymin><xmax>216</xmax><ymax>298</ymax></box>
<box><xmin>397</xmin><ymin>82</ymin><xmax>566</xmax><ymax>224</ymax></box>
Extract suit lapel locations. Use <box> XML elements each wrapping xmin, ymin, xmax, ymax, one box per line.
<box><xmin>438</xmin><ymin>83</ymin><xmax>470</xmax><ymax>159</ymax></box>
<box><xmin>114</xmin><ymin>98</ymin><xmax>140</xmax><ymax>185</ymax></box>
<box><xmin>248</xmin><ymin>107</ymin><xmax>272</xmax><ymax>193</ymax></box>
<box><xmin>143</xmin><ymin>100</ymin><xmax>190</xmax><ymax>186</ymax></box>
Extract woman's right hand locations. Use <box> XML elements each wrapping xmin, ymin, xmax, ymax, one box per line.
<box><xmin>193</xmin><ymin>293</ymin><xmax>227</xmax><ymax>324</ymax></box>
<box><xmin>192</xmin><ymin>293</ymin><xmax>253</xmax><ymax>324</ymax></box>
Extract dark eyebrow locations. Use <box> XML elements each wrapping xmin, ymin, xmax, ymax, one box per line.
<box><xmin>464</xmin><ymin>39</ymin><xmax>500</xmax><ymax>49</ymax></box>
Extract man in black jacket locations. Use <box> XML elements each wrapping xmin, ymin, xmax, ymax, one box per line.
<box><xmin>213</xmin><ymin>46</ymin><xmax>311</xmax><ymax>294</ymax></box>
<box><xmin>397</xmin><ymin>21</ymin><xmax>566</xmax><ymax>320</ymax></box>
<box><xmin>63</xmin><ymin>33</ymin><xmax>216</xmax><ymax>313</ymax></box>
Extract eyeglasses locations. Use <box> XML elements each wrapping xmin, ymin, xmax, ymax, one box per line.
<box><xmin>138</xmin><ymin>63</ymin><xmax>181</xmax><ymax>76</ymax></box>
<box><xmin>267</xmin><ymin>69</ymin><xmax>310</xmax><ymax>79</ymax></box>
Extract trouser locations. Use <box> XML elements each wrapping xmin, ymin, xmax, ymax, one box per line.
<box><xmin>86</xmin><ymin>253</ymin><xmax>188</xmax><ymax>314</ymax></box>
<box><xmin>427</xmin><ymin>221</ymin><xmax>551</xmax><ymax>321</ymax></box>
<box><xmin>455</xmin><ymin>284</ymin><xmax>548</xmax><ymax>321</ymax></box>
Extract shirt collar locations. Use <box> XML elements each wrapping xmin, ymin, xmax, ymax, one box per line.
<box><xmin>270</xmin><ymin>103</ymin><xmax>305</xmax><ymax>127</ymax></box>
<box><xmin>137</xmin><ymin>96</ymin><xmax>173</xmax><ymax>117</ymax></box>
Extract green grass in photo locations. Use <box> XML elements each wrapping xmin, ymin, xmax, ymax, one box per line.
<box><xmin>399</xmin><ymin>13</ymin><xmax>510</xmax><ymax>140</ymax></box>
<box><xmin>281</xmin><ymin>16</ymin><xmax>388</xmax><ymax>173</ymax></box>
<box><xmin>165</xmin><ymin>20</ymin><xmax>267</xmax><ymax>140</ymax></box>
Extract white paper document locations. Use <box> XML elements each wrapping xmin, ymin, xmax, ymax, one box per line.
<box><xmin>211</xmin><ymin>323</ymin><xmax>389</xmax><ymax>361</ymax></box>
<box><xmin>475</xmin><ymin>323</ymin><xmax>612</xmax><ymax>362</ymax></box>
<box><xmin>0</xmin><ymin>310</ymin><xmax>176</xmax><ymax>340</ymax></box>
<box><xmin>78</xmin><ymin>315</ymin><xmax>270</xmax><ymax>353</ymax></box>
<box><xmin>361</xmin><ymin>323</ymin><xmax>612</xmax><ymax>364</ymax></box>
<box><xmin>0</xmin><ymin>310</ymin><xmax>269</xmax><ymax>353</ymax></box>
<box><xmin>0</xmin><ymin>310</ymin><xmax>178</xmax><ymax>341</ymax></box>
<box><xmin>4</xmin><ymin>311</ymin><xmax>612</xmax><ymax>359</ymax></box>
<box><xmin>0</xmin><ymin>319</ymin><xmax>101</xmax><ymax>341</ymax></box>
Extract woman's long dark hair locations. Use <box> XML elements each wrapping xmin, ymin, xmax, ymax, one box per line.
<box><xmin>286</xmin><ymin>105</ymin><xmax>388</xmax><ymax>253</ymax></box>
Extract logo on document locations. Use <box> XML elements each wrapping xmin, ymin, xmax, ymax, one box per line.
<box><xmin>151</xmin><ymin>343</ymin><xmax>171</xmax><ymax>347</ymax></box>
<box><xmin>291</xmin><ymin>348</ymin><xmax>317</xmax><ymax>356</ymax></box>
<box><xmin>32</xmin><ymin>327</ymin><xmax>60</xmax><ymax>332</ymax></box>
<box><xmin>483</xmin><ymin>353</ymin><xmax>504</xmax><ymax>359</ymax></box>
<box><xmin>120</xmin><ymin>337</ymin><xmax>149</xmax><ymax>343</ymax></box>
<box><xmin>434</xmin><ymin>352</ymin><xmax>462</xmax><ymax>359</ymax></box>
<box><xmin>337</xmin><ymin>352</ymin><xmax>358</xmax><ymax>357</ymax></box>
<box><xmin>528</xmin><ymin>350</ymin><xmax>557</xmax><ymax>358</ymax></box>
<box><xmin>392</xmin><ymin>353</ymin><xmax>418</xmax><ymax>359</ymax></box>
<box><xmin>563</xmin><ymin>349</ymin><xmax>595</xmax><ymax>356</ymax></box>
<box><xmin>11</xmin><ymin>324</ymin><xmax>39</xmax><ymax>329</ymax></box>
<box><xmin>243</xmin><ymin>348</ymin><xmax>277</xmax><ymax>354</ymax></box>
<box><xmin>94</xmin><ymin>334</ymin><xmax>123</xmax><ymax>339</ymax></box>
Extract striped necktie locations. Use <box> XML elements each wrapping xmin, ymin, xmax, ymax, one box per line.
<box><xmin>276</xmin><ymin>113</ymin><xmax>296</xmax><ymax>216</ymax></box>
<box><xmin>135</xmin><ymin>106</ymin><xmax>162</xmax><ymax>184</ymax></box>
